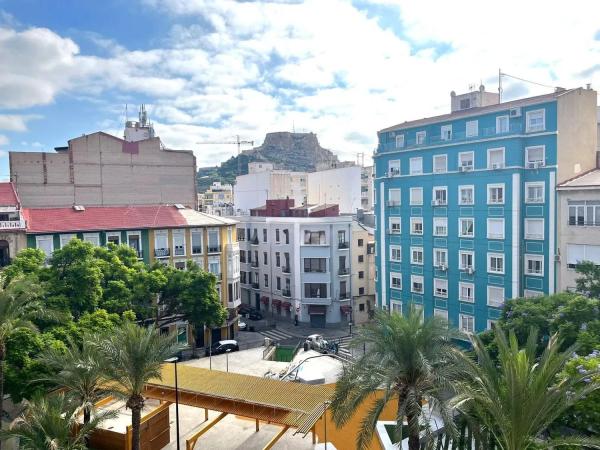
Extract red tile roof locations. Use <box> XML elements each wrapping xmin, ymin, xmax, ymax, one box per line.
<box><xmin>0</xmin><ymin>182</ymin><xmax>20</xmax><ymax>206</ymax></box>
<box><xmin>23</xmin><ymin>205</ymin><xmax>189</xmax><ymax>233</ymax></box>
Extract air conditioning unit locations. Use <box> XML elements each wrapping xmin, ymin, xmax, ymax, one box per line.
<box><xmin>554</xmin><ymin>254</ymin><xmax>561</xmax><ymax>262</ymax></box>
<box><xmin>527</xmin><ymin>161</ymin><xmax>545</xmax><ymax>169</ymax></box>
<box><xmin>509</xmin><ymin>107</ymin><xmax>522</xmax><ymax>117</ymax></box>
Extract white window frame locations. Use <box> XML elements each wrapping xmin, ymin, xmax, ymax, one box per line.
<box><xmin>458</xmin><ymin>185</ymin><xmax>474</xmax><ymax>205</ymax></box>
<box><xmin>389</xmin><ymin>217</ymin><xmax>401</xmax><ymax>234</ymax></box>
<box><xmin>416</xmin><ymin>131</ymin><xmax>426</xmax><ymax>145</ymax></box>
<box><xmin>410</xmin><ymin>217</ymin><xmax>423</xmax><ymax>235</ymax></box>
<box><xmin>433</xmin><ymin>217</ymin><xmax>448</xmax><ymax>237</ymax></box>
<box><xmin>388</xmin><ymin>159</ymin><xmax>401</xmax><ymax>177</ymax></box>
<box><xmin>390</xmin><ymin>245</ymin><xmax>402</xmax><ymax>262</ymax></box>
<box><xmin>432</xmin><ymin>186</ymin><xmax>448</xmax><ymax>205</ymax></box>
<box><xmin>496</xmin><ymin>115</ymin><xmax>509</xmax><ymax>134</ymax></box>
<box><xmin>487</xmin><ymin>218</ymin><xmax>505</xmax><ymax>240</ymax></box>
<box><xmin>434</xmin><ymin>248</ymin><xmax>448</xmax><ymax>268</ymax></box>
<box><xmin>459</xmin><ymin>217</ymin><xmax>475</xmax><ymax>238</ymax></box>
<box><xmin>466</xmin><ymin>120</ymin><xmax>478</xmax><ymax>137</ymax></box>
<box><xmin>410</xmin><ymin>246</ymin><xmax>424</xmax><ymax>265</ymax></box>
<box><xmin>460</xmin><ymin>314</ymin><xmax>475</xmax><ymax>334</ymax></box>
<box><xmin>459</xmin><ymin>282</ymin><xmax>474</xmax><ymax>303</ymax></box>
<box><xmin>525</xmin><ymin>254</ymin><xmax>544</xmax><ymax>276</ymax></box>
<box><xmin>433</xmin><ymin>154</ymin><xmax>448</xmax><ymax>173</ymax></box>
<box><xmin>388</xmin><ymin>188</ymin><xmax>401</xmax><ymax>206</ymax></box>
<box><xmin>172</xmin><ymin>229</ymin><xmax>186</xmax><ymax>257</ymax></box>
<box><xmin>36</xmin><ymin>235</ymin><xmax>54</xmax><ymax>258</ymax></box>
<box><xmin>106</xmin><ymin>231</ymin><xmax>121</xmax><ymax>246</ymax></box>
<box><xmin>395</xmin><ymin>134</ymin><xmax>405</xmax><ymax>148</ymax></box>
<box><xmin>525</xmin><ymin>145</ymin><xmax>545</xmax><ymax>167</ymax></box>
<box><xmin>524</xmin><ymin>218</ymin><xmax>544</xmax><ymax>240</ymax></box>
<box><xmin>83</xmin><ymin>233</ymin><xmax>100</xmax><ymax>246</ymax></box>
<box><xmin>524</xmin><ymin>289</ymin><xmax>543</xmax><ymax>298</ymax></box>
<box><xmin>487</xmin><ymin>252</ymin><xmax>505</xmax><ymax>274</ymax></box>
<box><xmin>487</xmin><ymin>285</ymin><xmax>505</xmax><ymax>308</ymax></box>
<box><xmin>409</xmin><ymin>157</ymin><xmax>423</xmax><ymax>175</ymax></box>
<box><xmin>60</xmin><ymin>233</ymin><xmax>77</xmax><ymax>248</ymax></box>
<box><xmin>487</xmin><ymin>147</ymin><xmax>505</xmax><ymax>169</ymax></box>
<box><xmin>487</xmin><ymin>320</ymin><xmax>498</xmax><ymax>330</ymax></box>
<box><xmin>434</xmin><ymin>308</ymin><xmax>448</xmax><ymax>320</ymax></box>
<box><xmin>434</xmin><ymin>278</ymin><xmax>448</xmax><ymax>298</ymax></box>
<box><xmin>409</xmin><ymin>187</ymin><xmax>423</xmax><ymax>205</ymax></box>
<box><xmin>526</xmin><ymin>109</ymin><xmax>545</xmax><ymax>133</ymax></box>
<box><xmin>525</xmin><ymin>182</ymin><xmax>545</xmax><ymax>204</ymax></box>
<box><xmin>411</xmin><ymin>274</ymin><xmax>424</xmax><ymax>294</ymax></box>
<box><xmin>390</xmin><ymin>272</ymin><xmax>402</xmax><ymax>290</ymax></box>
<box><xmin>460</xmin><ymin>251</ymin><xmax>474</xmax><ymax>271</ymax></box>
<box><xmin>458</xmin><ymin>151</ymin><xmax>474</xmax><ymax>170</ymax></box>
<box><xmin>487</xmin><ymin>183</ymin><xmax>505</xmax><ymax>205</ymax></box>
<box><xmin>191</xmin><ymin>228</ymin><xmax>203</xmax><ymax>255</ymax></box>
<box><xmin>390</xmin><ymin>300</ymin><xmax>403</xmax><ymax>315</ymax></box>
<box><xmin>440</xmin><ymin>125</ymin><xmax>452</xmax><ymax>141</ymax></box>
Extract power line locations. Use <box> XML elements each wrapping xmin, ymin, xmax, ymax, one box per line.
<box><xmin>501</xmin><ymin>71</ymin><xmax>557</xmax><ymax>90</ymax></box>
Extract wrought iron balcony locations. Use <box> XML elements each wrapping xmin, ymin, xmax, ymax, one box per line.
<box><xmin>338</xmin><ymin>241</ymin><xmax>349</xmax><ymax>249</ymax></box>
<box><xmin>154</xmin><ymin>248</ymin><xmax>170</xmax><ymax>258</ymax></box>
<box><xmin>282</xmin><ymin>289</ymin><xmax>291</xmax><ymax>298</ymax></box>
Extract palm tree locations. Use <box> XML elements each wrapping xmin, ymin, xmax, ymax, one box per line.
<box><xmin>330</xmin><ymin>307</ymin><xmax>464</xmax><ymax>450</ymax></box>
<box><xmin>0</xmin><ymin>392</ymin><xmax>113</xmax><ymax>450</ymax></box>
<box><xmin>453</xmin><ymin>327</ymin><xmax>600</xmax><ymax>450</ymax></box>
<box><xmin>38</xmin><ymin>335</ymin><xmax>107</xmax><ymax>424</ymax></box>
<box><xmin>97</xmin><ymin>322</ymin><xmax>178</xmax><ymax>450</ymax></box>
<box><xmin>0</xmin><ymin>276</ymin><xmax>45</xmax><ymax>449</ymax></box>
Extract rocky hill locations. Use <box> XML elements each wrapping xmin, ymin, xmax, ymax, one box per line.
<box><xmin>196</xmin><ymin>132</ymin><xmax>343</xmax><ymax>191</ymax></box>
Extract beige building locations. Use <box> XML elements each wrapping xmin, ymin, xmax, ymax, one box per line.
<box><xmin>351</xmin><ymin>221</ymin><xmax>375</xmax><ymax>324</ymax></box>
<box><xmin>360</xmin><ymin>166</ymin><xmax>374</xmax><ymax>211</ymax></box>
<box><xmin>0</xmin><ymin>182</ymin><xmax>27</xmax><ymax>267</ymax></box>
<box><xmin>10</xmin><ymin>131</ymin><xmax>197</xmax><ymax>209</ymax></box>
<box><xmin>556</xmin><ymin>169</ymin><xmax>600</xmax><ymax>292</ymax></box>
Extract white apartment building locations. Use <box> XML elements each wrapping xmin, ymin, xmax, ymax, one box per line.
<box><xmin>235</xmin><ymin>213</ymin><xmax>354</xmax><ymax>327</ymax></box>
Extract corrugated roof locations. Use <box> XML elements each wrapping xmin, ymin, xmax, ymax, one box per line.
<box><xmin>0</xmin><ymin>182</ymin><xmax>19</xmax><ymax>206</ymax></box>
<box><xmin>557</xmin><ymin>169</ymin><xmax>600</xmax><ymax>188</ymax></box>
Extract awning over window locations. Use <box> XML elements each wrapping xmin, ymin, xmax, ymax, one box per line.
<box><xmin>281</xmin><ymin>301</ymin><xmax>292</xmax><ymax>310</ymax></box>
<box><xmin>261</xmin><ymin>296</ymin><xmax>269</xmax><ymax>305</ymax></box>
<box><xmin>308</xmin><ymin>305</ymin><xmax>326</xmax><ymax>315</ymax></box>
<box><xmin>272</xmin><ymin>299</ymin><xmax>282</xmax><ymax>307</ymax></box>
<box><xmin>340</xmin><ymin>305</ymin><xmax>352</xmax><ymax>314</ymax></box>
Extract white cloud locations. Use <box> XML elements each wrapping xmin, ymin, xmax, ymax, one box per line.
<box><xmin>0</xmin><ymin>135</ymin><xmax>9</xmax><ymax>146</ymax></box>
<box><xmin>0</xmin><ymin>114</ymin><xmax>40</xmax><ymax>131</ymax></box>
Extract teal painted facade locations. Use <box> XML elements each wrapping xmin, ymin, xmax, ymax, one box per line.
<box><xmin>374</xmin><ymin>100</ymin><xmax>558</xmax><ymax>334</ymax></box>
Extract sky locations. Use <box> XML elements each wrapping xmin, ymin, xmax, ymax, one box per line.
<box><xmin>0</xmin><ymin>0</ymin><xmax>599</xmax><ymax>178</ymax></box>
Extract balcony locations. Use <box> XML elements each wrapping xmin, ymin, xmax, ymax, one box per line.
<box><xmin>282</xmin><ymin>265</ymin><xmax>291</xmax><ymax>274</ymax></box>
<box><xmin>338</xmin><ymin>267</ymin><xmax>350</xmax><ymax>276</ymax></box>
<box><xmin>251</xmin><ymin>260</ymin><xmax>259</xmax><ymax>268</ymax></box>
<box><xmin>338</xmin><ymin>241</ymin><xmax>349</xmax><ymax>250</ymax></box>
<box><xmin>174</xmin><ymin>247</ymin><xmax>185</xmax><ymax>257</ymax></box>
<box><xmin>339</xmin><ymin>292</ymin><xmax>350</xmax><ymax>300</ymax></box>
<box><xmin>228</xmin><ymin>298</ymin><xmax>242</xmax><ymax>309</ymax></box>
<box><xmin>388</xmin><ymin>228</ymin><xmax>401</xmax><ymax>235</ymax></box>
<box><xmin>488</xmin><ymin>233</ymin><xmax>504</xmax><ymax>240</ymax></box>
<box><xmin>134</xmin><ymin>249</ymin><xmax>144</xmax><ymax>259</ymax></box>
<box><xmin>192</xmin><ymin>246</ymin><xmax>203</xmax><ymax>254</ymax></box>
<box><xmin>207</xmin><ymin>245</ymin><xmax>221</xmax><ymax>254</ymax></box>
<box><xmin>251</xmin><ymin>282</ymin><xmax>260</xmax><ymax>289</ymax></box>
<box><xmin>250</xmin><ymin>237</ymin><xmax>259</xmax><ymax>245</ymax></box>
<box><xmin>302</xmin><ymin>297</ymin><xmax>332</xmax><ymax>306</ymax></box>
<box><xmin>431</xmin><ymin>199</ymin><xmax>447</xmax><ymax>207</ymax></box>
<box><xmin>282</xmin><ymin>289</ymin><xmax>291</xmax><ymax>298</ymax></box>
<box><xmin>0</xmin><ymin>219</ymin><xmax>25</xmax><ymax>230</ymax></box>
<box><xmin>154</xmin><ymin>248</ymin><xmax>170</xmax><ymax>258</ymax></box>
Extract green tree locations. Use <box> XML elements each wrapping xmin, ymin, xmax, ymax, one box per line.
<box><xmin>0</xmin><ymin>392</ymin><xmax>113</xmax><ymax>450</ymax></box>
<box><xmin>454</xmin><ymin>328</ymin><xmax>600</xmax><ymax>450</ymax></box>
<box><xmin>330</xmin><ymin>308</ymin><xmax>462</xmax><ymax>450</ymax></box>
<box><xmin>575</xmin><ymin>261</ymin><xmax>600</xmax><ymax>298</ymax></box>
<box><xmin>1</xmin><ymin>248</ymin><xmax>45</xmax><ymax>284</ymax></box>
<box><xmin>97</xmin><ymin>322</ymin><xmax>178</xmax><ymax>450</ymax></box>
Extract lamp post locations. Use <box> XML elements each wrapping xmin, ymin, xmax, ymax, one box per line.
<box><xmin>226</xmin><ymin>348</ymin><xmax>231</xmax><ymax>372</ymax></box>
<box><xmin>164</xmin><ymin>357</ymin><xmax>180</xmax><ymax>450</ymax></box>
<box><xmin>323</xmin><ymin>400</ymin><xmax>331</xmax><ymax>450</ymax></box>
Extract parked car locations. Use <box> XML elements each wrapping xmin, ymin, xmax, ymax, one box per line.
<box><xmin>238</xmin><ymin>320</ymin><xmax>247</xmax><ymax>331</ymax></box>
<box><xmin>238</xmin><ymin>303</ymin><xmax>254</xmax><ymax>315</ymax></box>
<box><xmin>205</xmin><ymin>339</ymin><xmax>239</xmax><ymax>356</ymax></box>
<box><xmin>305</xmin><ymin>334</ymin><xmax>329</xmax><ymax>352</ymax></box>
<box><xmin>248</xmin><ymin>310</ymin><xmax>263</xmax><ymax>321</ymax></box>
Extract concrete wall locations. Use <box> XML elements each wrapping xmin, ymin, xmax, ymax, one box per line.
<box><xmin>10</xmin><ymin>132</ymin><xmax>197</xmax><ymax>208</ymax></box>
<box><xmin>234</xmin><ymin>170</ymin><xmax>307</xmax><ymax>212</ymax></box>
<box><xmin>307</xmin><ymin>166</ymin><xmax>362</xmax><ymax>214</ymax></box>
<box><xmin>557</xmin><ymin>88</ymin><xmax>598</xmax><ymax>183</ymax></box>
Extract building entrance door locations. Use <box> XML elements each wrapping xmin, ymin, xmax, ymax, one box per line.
<box><xmin>0</xmin><ymin>240</ymin><xmax>10</xmax><ymax>267</ymax></box>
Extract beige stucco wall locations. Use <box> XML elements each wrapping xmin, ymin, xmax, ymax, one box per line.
<box><xmin>351</xmin><ymin>222</ymin><xmax>375</xmax><ymax>324</ymax></box>
<box><xmin>0</xmin><ymin>230</ymin><xmax>27</xmax><ymax>259</ymax></box>
<box><xmin>556</xmin><ymin>88</ymin><xmax>598</xmax><ymax>184</ymax></box>
<box><xmin>10</xmin><ymin>133</ymin><xmax>197</xmax><ymax>208</ymax></box>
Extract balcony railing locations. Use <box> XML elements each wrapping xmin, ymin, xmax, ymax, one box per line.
<box><xmin>282</xmin><ymin>265</ymin><xmax>291</xmax><ymax>274</ymax></box>
<box><xmin>301</xmin><ymin>297</ymin><xmax>332</xmax><ymax>305</ymax></box>
<box><xmin>250</xmin><ymin>237</ymin><xmax>259</xmax><ymax>245</ymax></box>
<box><xmin>174</xmin><ymin>247</ymin><xmax>185</xmax><ymax>257</ymax></box>
<box><xmin>338</xmin><ymin>267</ymin><xmax>350</xmax><ymax>276</ymax></box>
<box><xmin>207</xmin><ymin>245</ymin><xmax>221</xmax><ymax>253</ymax></box>
<box><xmin>282</xmin><ymin>289</ymin><xmax>291</xmax><ymax>298</ymax></box>
<box><xmin>192</xmin><ymin>246</ymin><xmax>203</xmax><ymax>254</ymax></box>
<box><xmin>251</xmin><ymin>282</ymin><xmax>260</xmax><ymax>289</ymax></box>
<box><xmin>251</xmin><ymin>261</ymin><xmax>259</xmax><ymax>268</ymax></box>
<box><xmin>339</xmin><ymin>292</ymin><xmax>350</xmax><ymax>300</ymax></box>
<box><xmin>338</xmin><ymin>241</ymin><xmax>349</xmax><ymax>249</ymax></box>
<box><xmin>154</xmin><ymin>248</ymin><xmax>170</xmax><ymax>258</ymax></box>
<box><xmin>303</xmin><ymin>268</ymin><xmax>325</xmax><ymax>273</ymax></box>
<box><xmin>0</xmin><ymin>219</ymin><xmax>25</xmax><ymax>230</ymax></box>
<box><xmin>134</xmin><ymin>249</ymin><xmax>143</xmax><ymax>259</ymax></box>
<box><xmin>387</xmin><ymin>200</ymin><xmax>400</xmax><ymax>207</ymax></box>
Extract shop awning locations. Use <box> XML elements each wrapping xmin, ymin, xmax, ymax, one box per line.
<box><xmin>261</xmin><ymin>296</ymin><xmax>270</xmax><ymax>305</ymax></box>
<box><xmin>281</xmin><ymin>301</ymin><xmax>292</xmax><ymax>310</ymax></box>
<box><xmin>308</xmin><ymin>305</ymin><xmax>326</xmax><ymax>315</ymax></box>
<box><xmin>340</xmin><ymin>305</ymin><xmax>352</xmax><ymax>314</ymax></box>
<box><xmin>272</xmin><ymin>299</ymin><xmax>282</xmax><ymax>307</ymax></box>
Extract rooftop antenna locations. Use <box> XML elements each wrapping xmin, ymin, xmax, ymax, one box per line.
<box><xmin>468</xmin><ymin>83</ymin><xmax>475</xmax><ymax>92</ymax></box>
<box><xmin>498</xmin><ymin>68</ymin><xmax>503</xmax><ymax>103</ymax></box>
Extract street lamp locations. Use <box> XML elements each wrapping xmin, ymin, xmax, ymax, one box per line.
<box><xmin>323</xmin><ymin>400</ymin><xmax>331</xmax><ymax>450</ymax></box>
<box><xmin>226</xmin><ymin>348</ymin><xmax>232</xmax><ymax>372</ymax></box>
<box><xmin>164</xmin><ymin>357</ymin><xmax>180</xmax><ymax>450</ymax></box>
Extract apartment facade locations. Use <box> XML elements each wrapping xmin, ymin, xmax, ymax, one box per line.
<box><xmin>24</xmin><ymin>204</ymin><xmax>240</xmax><ymax>343</ymax></box>
<box><xmin>0</xmin><ymin>182</ymin><xmax>27</xmax><ymax>266</ymax></box>
<box><xmin>374</xmin><ymin>86</ymin><xmax>598</xmax><ymax>334</ymax></box>
<box><xmin>352</xmin><ymin>221</ymin><xmax>376</xmax><ymax>324</ymax></box>
<box><xmin>361</xmin><ymin>166</ymin><xmax>375</xmax><ymax>212</ymax></box>
<box><xmin>234</xmin><ymin>199</ymin><xmax>353</xmax><ymax>326</ymax></box>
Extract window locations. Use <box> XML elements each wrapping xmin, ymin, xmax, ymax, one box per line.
<box><xmin>440</xmin><ymin>125</ymin><xmax>452</xmax><ymax>141</ymax></box>
<box><xmin>411</xmin><ymin>247</ymin><xmax>424</xmax><ymax>265</ymax></box>
<box><xmin>525</xmin><ymin>146</ymin><xmax>545</xmax><ymax>167</ymax></box>
<box><xmin>458</xmin><ymin>185</ymin><xmax>474</xmax><ymax>205</ymax></box>
<box><xmin>434</xmin><ymin>308</ymin><xmax>448</xmax><ymax>320</ymax></box>
<box><xmin>460</xmin><ymin>314</ymin><xmax>475</xmax><ymax>334</ymax></box>
<box><xmin>488</xmin><ymin>253</ymin><xmax>505</xmax><ymax>274</ymax></box>
<box><xmin>433</xmin><ymin>154</ymin><xmax>447</xmax><ymax>173</ymax></box>
<box><xmin>524</xmin><ymin>289</ymin><xmax>543</xmax><ymax>298</ymax></box>
<box><xmin>275</xmin><ymin>228</ymin><xmax>280</xmax><ymax>243</ymax></box>
<box><xmin>391</xmin><ymin>301</ymin><xmax>403</xmax><ymax>315</ymax></box>
<box><xmin>304</xmin><ymin>283</ymin><xmax>328</xmax><ymax>298</ymax></box>
<box><xmin>304</xmin><ymin>258</ymin><xmax>327</xmax><ymax>273</ymax></box>
<box><xmin>264</xmin><ymin>274</ymin><xmax>269</xmax><ymax>287</ymax></box>
<box><xmin>460</xmin><ymin>98</ymin><xmax>471</xmax><ymax>109</ymax></box>
<box><xmin>388</xmin><ymin>159</ymin><xmax>401</xmax><ymax>177</ymax></box>
<box><xmin>568</xmin><ymin>201</ymin><xmax>600</xmax><ymax>226</ymax></box>
<box><xmin>487</xmin><ymin>286</ymin><xmax>505</xmax><ymax>307</ymax></box>
<box><xmin>416</xmin><ymin>131</ymin><xmax>426</xmax><ymax>145</ymax></box>
<box><xmin>191</xmin><ymin>229</ymin><xmax>203</xmax><ymax>254</ymax></box>
<box><xmin>276</xmin><ymin>277</ymin><xmax>281</xmax><ymax>290</ymax></box>
<box><xmin>526</xmin><ymin>182</ymin><xmax>545</xmax><ymax>203</ymax></box>
<box><xmin>262</xmin><ymin>228</ymin><xmax>267</xmax><ymax>242</ymax></box>
<box><xmin>410</xmin><ymin>187</ymin><xmax>423</xmax><ymax>205</ymax></box>
<box><xmin>208</xmin><ymin>259</ymin><xmax>220</xmax><ymax>278</ymax></box>
<box><xmin>526</xmin><ymin>109</ymin><xmax>545</xmax><ymax>132</ymax></box>
<box><xmin>459</xmin><ymin>282</ymin><xmax>474</xmax><ymax>302</ymax></box>
<box><xmin>263</xmin><ymin>252</ymin><xmax>268</xmax><ymax>265</ymax></box>
<box><xmin>487</xmin><ymin>218</ymin><xmax>505</xmax><ymax>239</ymax></box>
<box><xmin>411</xmin><ymin>275</ymin><xmax>424</xmax><ymax>293</ymax></box>
<box><xmin>207</xmin><ymin>229</ymin><xmax>220</xmax><ymax>252</ymax></box>
<box><xmin>488</xmin><ymin>148</ymin><xmax>505</xmax><ymax>169</ymax></box>
<box><xmin>466</xmin><ymin>120</ymin><xmax>478</xmax><ymax>137</ymax></box>
<box><xmin>460</xmin><ymin>251</ymin><xmax>474</xmax><ymax>270</ymax></box>
<box><xmin>389</xmin><ymin>217</ymin><xmax>401</xmax><ymax>234</ymax></box>
<box><xmin>567</xmin><ymin>244</ymin><xmax>600</xmax><ymax>268</ymax></box>
<box><xmin>283</xmin><ymin>229</ymin><xmax>289</xmax><ymax>244</ymax></box>
<box><xmin>496</xmin><ymin>115</ymin><xmax>509</xmax><ymax>134</ymax></box>
<box><xmin>36</xmin><ymin>235</ymin><xmax>54</xmax><ymax>259</ymax></box>
<box><xmin>409</xmin><ymin>157</ymin><xmax>423</xmax><ymax>175</ymax></box>
<box><xmin>359</xmin><ymin>300</ymin><xmax>365</xmax><ymax>309</ymax></box>
<box><xmin>154</xmin><ymin>231</ymin><xmax>168</xmax><ymax>257</ymax></box>
<box><xmin>434</xmin><ymin>248</ymin><xmax>447</xmax><ymax>268</ymax></box>
<box><xmin>525</xmin><ymin>254</ymin><xmax>544</xmax><ymax>276</ymax></box>
<box><xmin>83</xmin><ymin>233</ymin><xmax>100</xmax><ymax>246</ymax></box>
<box><xmin>487</xmin><ymin>183</ymin><xmax>505</xmax><ymax>204</ymax></box>
<box><xmin>525</xmin><ymin>218</ymin><xmax>544</xmax><ymax>240</ymax></box>
<box><xmin>172</xmin><ymin>230</ymin><xmax>185</xmax><ymax>256</ymax></box>
<box><xmin>390</xmin><ymin>272</ymin><xmax>402</xmax><ymax>289</ymax></box>
<box><xmin>106</xmin><ymin>232</ymin><xmax>120</xmax><ymax>246</ymax></box>
<box><xmin>459</xmin><ymin>151</ymin><xmax>474</xmax><ymax>170</ymax></box>
<box><xmin>390</xmin><ymin>245</ymin><xmax>402</xmax><ymax>262</ymax></box>
<box><xmin>304</xmin><ymin>230</ymin><xmax>326</xmax><ymax>245</ymax></box>
<box><xmin>433</xmin><ymin>217</ymin><xmax>447</xmax><ymax>236</ymax></box>
<box><xmin>388</xmin><ymin>188</ymin><xmax>401</xmax><ymax>206</ymax></box>
<box><xmin>338</xmin><ymin>230</ymin><xmax>347</xmax><ymax>246</ymax></box>
<box><xmin>358</xmin><ymin>238</ymin><xmax>364</xmax><ymax>246</ymax></box>
<box><xmin>432</xmin><ymin>186</ymin><xmax>447</xmax><ymax>205</ymax></box>
<box><xmin>358</xmin><ymin>254</ymin><xmax>364</xmax><ymax>263</ymax></box>
<box><xmin>487</xmin><ymin>320</ymin><xmax>498</xmax><ymax>330</ymax></box>
<box><xmin>358</xmin><ymin>271</ymin><xmax>364</xmax><ymax>279</ymax></box>
<box><xmin>434</xmin><ymin>278</ymin><xmax>448</xmax><ymax>298</ymax></box>
<box><xmin>459</xmin><ymin>218</ymin><xmax>474</xmax><ymax>237</ymax></box>
<box><xmin>410</xmin><ymin>217</ymin><xmax>423</xmax><ymax>235</ymax></box>
<box><xmin>395</xmin><ymin>134</ymin><xmax>405</xmax><ymax>148</ymax></box>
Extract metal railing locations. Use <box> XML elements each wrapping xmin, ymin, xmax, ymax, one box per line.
<box><xmin>251</xmin><ymin>260</ymin><xmax>259</xmax><ymax>268</ymax></box>
<box><xmin>192</xmin><ymin>246</ymin><xmax>203</xmax><ymax>254</ymax></box>
<box><xmin>282</xmin><ymin>289</ymin><xmax>291</xmax><ymax>298</ymax></box>
<box><xmin>338</xmin><ymin>241</ymin><xmax>349</xmax><ymax>249</ymax></box>
<box><xmin>207</xmin><ymin>245</ymin><xmax>221</xmax><ymax>253</ymax></box>
<box><xmin>250</xmin><ymin>237</ymin><xmax>259</xmax><ymax>245</ymax></box>
<box><xmin>339</xmin><ymin>292</ymin><xmax>350</xmax><ymax>300</ymax></box>
<box><xmin>338</xmin><ymin>267</ymin><xmax>350</xmax><ymax>275</ymax></box>
<box><xmin>0</xmin><ymin>219</ymin><xmax>25</xmax><ymax>230</ymax></box>
<box><xmin>282</xmin><ymin>265</ymin><xmax>291</xmax><ymax>274</ymax></box>
<box><xmin>251</xmin><ymin>282</ymin><xmax>260</xmax><ymax>289</ymax></box>
<box><xmin>154</xmin><ymin>248</ymin><xmax>170</xmax><ymax>257</ymax></box>
<box><xmin>174</xmin><ymin>247</ymin><xmax>185</xmax><ymax>256</ymax></box>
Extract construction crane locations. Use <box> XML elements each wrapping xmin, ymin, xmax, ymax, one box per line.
<box><xmin>196</xmin><ymin>135</ymin><xmax>254</xmax><ymax>176</ymax></box>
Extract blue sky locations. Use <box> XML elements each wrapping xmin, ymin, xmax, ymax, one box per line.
<box><xmin>0</xmin><ymin>0</ymin><xmax>599</xmax><ymax>178</ymax></box>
